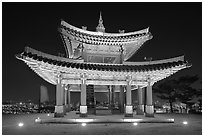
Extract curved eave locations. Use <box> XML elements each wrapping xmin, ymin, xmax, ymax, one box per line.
<box><xmin>124</xmin><ymin>55</ymin><xmax>186</xmax><ymax>65</ymax></box>
<box><xmin>16</xmin><ymin>47</ymin><xmax>190</xmax><ymax>87</ymax></box>
<box><xmin>61</xmin><ymin>20</ymin><xmax>150</xmax><ymax>37</ymax></box>
<box><xmin>16</xmin><ymin>55</ymin><xmax>57</xmax><ymax>85</ymax></box>
<box><xmin>19</xmin><ymin>47</ymin><xmax>190</xmax><ymax>67</ymax></box>
<box><xmin>59</xmin><ymin>25</ymin><xmax>152</xmax><ymax>46</ymax></box>
<box><xmin>16</xmin><ymin>52</ymin><xmax>189</xmax><ymax>86</ymax></box>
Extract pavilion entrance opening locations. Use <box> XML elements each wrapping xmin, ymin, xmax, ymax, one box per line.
<box><xmin>86</xmin><ymin>85</ymin><xmax>125</xmax><ymax>115</ymax></box>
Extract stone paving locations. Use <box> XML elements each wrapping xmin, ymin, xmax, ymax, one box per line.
<box><xmin>36</xmin><ymin>111</ymin><xmax>174</xmax><ymax>124</ymax></box>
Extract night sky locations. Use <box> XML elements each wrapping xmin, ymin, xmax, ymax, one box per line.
<box><xmin>2</xmin><ymin>2</ymin><xmax>202</xmax><ymax>103</ymax></box>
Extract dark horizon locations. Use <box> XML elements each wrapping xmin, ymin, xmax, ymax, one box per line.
<box><xmin>2</xmin><ymin>2</ymin><xmax>202</xmax><ymax>103</ymax></box>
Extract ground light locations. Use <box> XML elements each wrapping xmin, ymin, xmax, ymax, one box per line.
<box><xmin>183</xmin><ymin>121</ymin><xmax>188</xmax><ymax>125</ymax></box>
<box><xmin>47</xmin><ymin>114</ymin><xmax>50</xmax><ymax>116</ymax></box>
<box><xmin>133</xmin><ymin>123</ymin><xmax>138</xmax><ymax>126</ymax></box>
<box><xmin>81</xmin><ymin>123</ymin><xmax>87</xmax><ymax>126</ymax></box>
<box><xmin>18</xmin><ymin>122</ymin><xmax>24</xmax><ymax>127</ymax></box>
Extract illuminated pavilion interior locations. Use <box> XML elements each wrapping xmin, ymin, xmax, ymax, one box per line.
<box><xmin>16</xmin><ymin>13</ymin><xmax>191</xmax><ymax>117</ymax></box>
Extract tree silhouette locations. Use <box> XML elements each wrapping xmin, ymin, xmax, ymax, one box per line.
<box><xmin>154</xmin><ymin>75</ymin><xmax>200</xmax><ymax>113</ymax></box>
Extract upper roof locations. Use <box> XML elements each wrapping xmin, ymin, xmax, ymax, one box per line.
<box><xmin>59</xmin><ymin>15</ymin><xmax>153</xmax><ymax>61</ymax></box>
<box><xmin>61</xmin><ymin>20</ymin><xmax>150</xmax><ymax>37</ymax></box>
<box><xmin>60</xmin><ymin>20</ymin><xmax>152</xmax><ymax>45</ymax></box>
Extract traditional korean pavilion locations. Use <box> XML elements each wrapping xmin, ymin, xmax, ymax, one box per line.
<box><xmin>16</xmin><ymin>13</ymin><xmax>191</xmax><ymax>117</ymax></box>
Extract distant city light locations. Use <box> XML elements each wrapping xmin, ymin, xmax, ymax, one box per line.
<box><xmin>18</xmin><ymin>122</ymin><xmax>24</xmax><ymax>127</ymax></box>
<box><xmin>133</xmin><ymin>122</ymin><xmax>138</xmax><ymax>126</ymax></box>
<box><xmin>183</xmin><ymin>121</ymin><xmax>188</xmax><ymax>125</ymax></box>
<box><xmin>19</xmin><ymin>102</ymin><xmax>22</xmax><ymax>105</ymax></box>
<box><xmin>35</xmin><ymin>117</ymin><xmax>41</xmax><ymax>123</ymax></box>
<box><xmin>81</xmin><ymin>123</ymin><xmax>86</xmax><ymax>126</ymax></box>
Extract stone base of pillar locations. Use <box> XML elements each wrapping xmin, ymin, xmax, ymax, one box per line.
<box><xmin>80</xmin><ymin>105</ymin><xmax>87</xmax><ymax>117</ymax></box>
<box><xmin>54</xmin><ymin>106</ymin><xmax>65</xmax><ymax>117</ymax></box>
<box><xmin>145</xmin><ymin>105</ymin><xmax>154</xmax><ymax>117</ymax></box>
<box><xmin>137</xmin><ymin>104</ymin><xmax>144</xmax><ymax>115</ymax></box>
<box><xmin>125</xmin><ymin>105</ymin><xmax>133</xmax><ymax>117</ymax></box>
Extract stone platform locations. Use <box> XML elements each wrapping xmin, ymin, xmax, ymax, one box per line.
<box><xmin>35</xmin><ymin>111</ymin><xmax>174</xmax><ymax>124</ymax></box>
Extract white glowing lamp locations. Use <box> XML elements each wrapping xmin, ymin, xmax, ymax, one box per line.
<box><xmin>133</xmin><ymin>122</ymin><xmax>138</xmax><ymax>126</ymax></box>
<box><xmin>18</xmin><ymin>122</ymin><xmax>24</xmax><ymax>127</ymax></box>
<box><xmin>183</xmin><ymin>121</ymin><xmax>188</xmax><ymax>125</ymax></box>
<box><xmin>81</xmin><ymin>123</ymin><xmax>87</xmax><ymax>126</ymax></box>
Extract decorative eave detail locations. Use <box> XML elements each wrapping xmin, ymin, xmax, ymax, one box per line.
<box><xmin>16</xmin><ymin>47</ymin><xmax>191</xmax><ymax>87</ymax></box>
<box><xmin>22</xmin><ymin>47</ymin><xmax>84</xmax><ymax>63</ymax></box>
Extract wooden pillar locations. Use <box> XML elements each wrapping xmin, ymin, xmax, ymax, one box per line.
<box><xmin>111</xmin><ymin>85</ymin><xmax>116</xmax><ymax>114</ymax></box>
<box><xmin>63</xmin><ymin>85</ymin><xmax>67</xmax><ymax>115</ymax></box>
<box><xmin>111</xmin><ymin>85</ymin><xmax>115</xmax><ymax>108</ymax></box>
<box><xmin>143</xmin><ymin>87</ymin><xmax>146</xmax><ymax>113</ymax></box>
<box><xmin>145</xmin><ymin>80</ymin><xmax>154</xmax><ymax>117</ymax></box>
<box><xmin>119</xmin><ymin>85</ymin><xmax>124</xmax><ymax>113</ymax></box>
<box><xmin>64</xmin><ymin>85</ymin><xmax>71</xmax><ymax>113</ymax></box>
<box><xmin>137</xmin><ymin>86</ymin><xmax>144</xmax><ymax>115</ymax></box>
<box><xmin>125</xmin><ymin>76</ymin><xmax>133</xmax><ymax>117</ymax></box>
<box><xmin>54</xmin><ymin>75</ymin><xmax>65</xmax><ymax>117</ymax></box>
<box><xmin>108</xmin><ymin>85</ymin><xmax>112</xmax><ymax>109</ymax></box>
<box><xmin>64</xmin><ymin>86</ymin><xmax>67</xmax><ymax>106</ymax></box>
<box><xmin>126</xmin><ymin>84</ymin><xmax>131</xmax><ymax>105</ymax></box>
<box><xmin>67</xmin><ymin>85</ymin><xmax>71</xmax><ymax>112</ymax></box>
<box><xmin>80</xmin><ymin>74</ymin><xmax>87</xmax><ymax>117</ymax></box>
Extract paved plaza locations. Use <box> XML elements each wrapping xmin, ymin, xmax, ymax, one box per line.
<box><xmin>2</xmin><ymin>112</ymin><xmax>202</xmax><ymax>135</ymax></box>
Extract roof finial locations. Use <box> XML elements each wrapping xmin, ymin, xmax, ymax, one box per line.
<box><xmin>96</xmin><ymin>11</ymin><xmax>105</xmax><ymax>33</ymax></box>
<box><xmin>99</xmin><ymin>11</ymin><xmax>102</xmax><ymax>22</ymax></box>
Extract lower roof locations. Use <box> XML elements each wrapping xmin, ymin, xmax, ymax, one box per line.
<box><xmin>17</xmin><ymin>47</ymin><xmax>190</xmax><ymax>73</ymax></box>
<box><xmin>16</xmin><ymin>47</ymin><xmax>191</xmax><ymax>86</ymax></box>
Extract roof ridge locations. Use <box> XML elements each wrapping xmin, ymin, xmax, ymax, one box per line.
<box><xmin>61</xmin><ymin>20</ymin><xmax>149</xmax><ymax>37</ymax></box>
